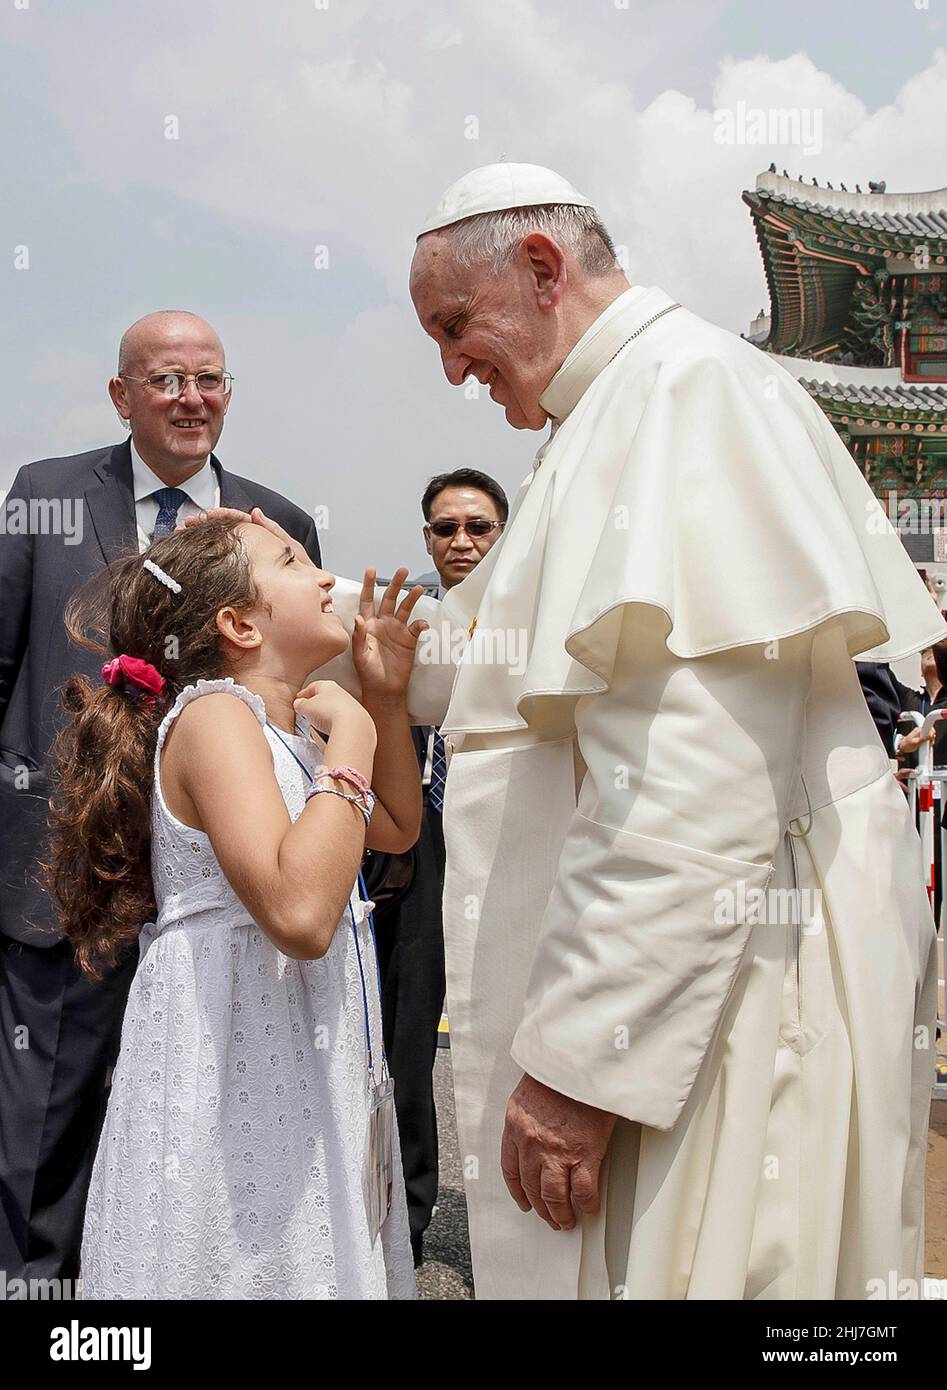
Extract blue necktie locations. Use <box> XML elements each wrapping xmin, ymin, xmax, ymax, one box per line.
<box><xmin>152</xmin><ymin>487</ymin><xmax>189</xmax><ymax>540</ymax></box>
<box><xmin>428</xmin><ymin>729</ymin><xmax>447</xmax><ymax>813</ymax></box>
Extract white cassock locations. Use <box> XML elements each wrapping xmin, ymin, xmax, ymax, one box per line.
<box><xmin>319</xmin><ymin>283</ymin><xmax>947</xmax><ymax>1300</ymax></box>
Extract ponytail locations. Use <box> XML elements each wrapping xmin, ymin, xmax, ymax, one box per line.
<box><xmin>43</xmin><ymin>671</ymin><xmax>167</xmax><ymax>978</ymax></box>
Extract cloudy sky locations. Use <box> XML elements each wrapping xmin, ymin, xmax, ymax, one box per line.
<box><xmin>2</xmin><ymin>0</ymin><xmax>944</xmax><ymax>577</ymax></box>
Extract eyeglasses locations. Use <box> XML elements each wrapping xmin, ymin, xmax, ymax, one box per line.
<box><xmin>120</xmin><ymin>371</ymin><xmax>234</xmax><ymax>398</ymax></box>
<box><xmin>428</xmin><ymin>519</ymin><xmax>505</xmax><ymax>539</ymax></box>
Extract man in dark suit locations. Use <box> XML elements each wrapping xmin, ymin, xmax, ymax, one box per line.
<box><xmin>0</xmin><ymin>310</ymin><xmax>322</xmax><ymax>1289</ymax></box>
<box><xmin>855</xmin><ymin>660</ymin><xmax>903</xmax><ymax>757</ymax></box>
<box><xmin>374</xmin><ymin>467</ymin><xmax>508</xmax><ymax>1267</ymax></box>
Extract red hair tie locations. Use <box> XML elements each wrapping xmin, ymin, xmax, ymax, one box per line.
<box><xmin>101</xmin><ymin>654</ymin><xmax>166</xmax><ymax>698</ymax></box>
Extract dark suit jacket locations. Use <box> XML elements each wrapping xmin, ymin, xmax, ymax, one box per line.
<box><xmin>855</xmin><ymin>660</ymin><xmax>902</xmax><ymax>758</ymax></box>
<box><xmin>0</xmin><ymin>439</ymin><xmax>322</xmax><ymax>946</ymax></box>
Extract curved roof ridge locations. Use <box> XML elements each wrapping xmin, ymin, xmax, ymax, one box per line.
<box><xmin>755</xmin><ymin>170</ymin><xmax>947</xmax><ymax>217</ymax></box>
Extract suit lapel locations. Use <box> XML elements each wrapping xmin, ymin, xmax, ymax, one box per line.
<box><xmin>218</xmin><ymin>462</ymin><xmax>253</xmax><ymax>511</ymax></box>
<box><xmin>84</xmin><ymin>439</ymin><xmax>138</xmax><ymax>564</ymax></box>
<box><xmin>84</xmin><ymin>445</ymin><xmax>246</xmax><ymax>564</ymax></box>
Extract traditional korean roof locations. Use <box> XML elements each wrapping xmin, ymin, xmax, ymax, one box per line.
<box><xmin>766</xmin><ymin>355</ymin><xmax>947</xmax><ymax>442</ymax></box>
<box><xmin>800</xmin><ymin>379</ymin><xmax>947</xmax><ymax>413</ymax></box>
<box><xmin>749</xmin><ymin>175</ymin><xmax>947</xmax><ymax>237</ymax></box>
<box><xmin>742</xmin><ymin>172</ymin><xmax>947</xmax><ymax>355</ymax></box>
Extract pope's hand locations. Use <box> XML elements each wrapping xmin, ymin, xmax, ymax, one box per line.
<box><xmin>353</xmin><ymin>566</ymin><xmax>428</xmax><ymax>701</ymax></box>
<box><xmin>500</xmin><ymin>1074</ymin><xmax>616</xmax><ymax>1231</ymax></box>
<box><xmin>179</xmin><ymin>506</ymin><xmax>317</xmax><ymax>567</ymax></box>
<box><xmin>179</xmin><ymin>505</ymin><xmax>250</xmax><ymax>528</ymax></box>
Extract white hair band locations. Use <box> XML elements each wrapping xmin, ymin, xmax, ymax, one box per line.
<box><xmin>143</xmin><ymin>558</ymin><xmax>183</xmax><ymax>594</ymax></box>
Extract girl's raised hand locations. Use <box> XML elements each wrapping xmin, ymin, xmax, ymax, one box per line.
<box><xmin>353</xmin><ymin>567</ymin><xmax>429</xmax><ymax>702</ymax></box>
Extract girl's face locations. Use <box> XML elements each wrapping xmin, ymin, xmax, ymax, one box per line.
<box><xmin>235</xmin><ymin>523</ymin><xmax>348</xmax><ymax>671</ymax></box>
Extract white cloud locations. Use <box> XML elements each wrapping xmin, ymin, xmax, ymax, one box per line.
<box><xmin>4</xmin><ymin>2</ymin><xmax>945</xmax><ymax>573</ymax></box>
<box><xmin>30</xmin><ymin>5</ymin><xmax>947</xmax><ymax>314</ymax></box>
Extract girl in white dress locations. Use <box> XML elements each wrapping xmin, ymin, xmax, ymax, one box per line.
<box><xmin>45</xmin><ymin>508</ymin><xmax>426</xmax><ymax>1299</ymax></box>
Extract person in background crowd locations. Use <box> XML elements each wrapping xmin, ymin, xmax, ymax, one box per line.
<box><xmin>374</xmin><ymin>467</ymin><xmax>509</xmax><ymax>1267</ymax></box>
<box><xmin>0</xmin><ymin>311</ymin><xmax>322</xmax><ymax>1291</ymax></box>
<box><xmin>895</xmin><ymin>571</ymin><xmax>944</xmax><ymax>752</ymax></box>
<box><xmin>893</xmin><ymin>575</ymin><xmax>947</xmax><ymax>942</ymax></box>
<box><xmin>897</xmin><ymin>644</ymin><xmax>947</xmax><ymax>770</ymax></box>
<box><xmin>895</xmin><ymin>636</ymin><xmax>947</xmax><ymax>1073</ymax></box>
<box><xmin>895</xmin><ymin>646</ymin><xmax>944</xmax><ymax>769</ymax></box>
<box><xmin>895</xmin><ymin>570</ymin><xmax>946</xmax><ymax>781</ymax></box>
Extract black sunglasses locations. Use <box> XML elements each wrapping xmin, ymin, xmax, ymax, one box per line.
<box><xmin>428</xmin><ymin>519</ymin><xmax>505</xmax><ymax>539</ymax></box>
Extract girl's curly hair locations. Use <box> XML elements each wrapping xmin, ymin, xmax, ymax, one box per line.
<box><xmin>41</xmin><ymin>517</ymin><xmax>270</xmax><ymax>978</ymax></box>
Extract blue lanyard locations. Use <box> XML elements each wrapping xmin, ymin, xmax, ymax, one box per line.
<box><xmin>266</xmin><ymin>718</ymin><xmax>385</xmax><ymax>1076</ymax></box>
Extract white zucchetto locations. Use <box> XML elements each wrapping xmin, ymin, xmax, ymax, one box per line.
<box><xmin>418</xmin><ymin>162</ymin><xmax>595</xmax><ymax>236</ymax></box>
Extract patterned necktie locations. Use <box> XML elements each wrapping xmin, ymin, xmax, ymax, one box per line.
<box><xmin>151</xmin><ymin>487</ymin><xmax>189</xmax><ymax>540</ymax></box>
<box><xmin>428</xmin><ymin>729</ymin><xmax>447</xmax><ymax>813</ymax></box>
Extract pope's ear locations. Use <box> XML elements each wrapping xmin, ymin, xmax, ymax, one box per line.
<box><xmin>215</xmin><ymin>605</ymin><xmax>261</xmax><ymax>652</ymax></box>
<box><xmin>522</xmin><ymin>233</ymin><xmax>565</xmax><ymax>308</ymax></box>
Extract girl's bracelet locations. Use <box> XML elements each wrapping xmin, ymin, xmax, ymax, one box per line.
<box><xmin>305</xmin><ymin>781</ymin><xmax>376</xmax><ymax>827</ymax></box>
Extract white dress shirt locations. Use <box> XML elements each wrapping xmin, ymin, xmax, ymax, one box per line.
<box><xmin>130</xmin><ymin>439</ymin><xmax>221</xmax><ymax>554</ymax></box>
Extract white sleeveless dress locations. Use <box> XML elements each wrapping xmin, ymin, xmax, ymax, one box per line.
<box><xmin>79</xmin><ymin>677</ymin><xmax>416</xmax><ymax>1300</ymax></box>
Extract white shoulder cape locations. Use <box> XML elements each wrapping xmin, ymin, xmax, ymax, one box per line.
<box><xmin>438</xmin><ymin>286</ymin><xmax>946</xmax><ymax>737</ymax></box>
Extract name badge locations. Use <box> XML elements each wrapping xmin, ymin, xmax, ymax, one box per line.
<box><xmin>365</xmin><ymin>1071</ymin><xmax>395</xmax><ymax>1244</ymax></box>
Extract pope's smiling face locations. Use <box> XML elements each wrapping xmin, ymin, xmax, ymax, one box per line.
<box><xmin>410</xmin><ymin>231</ymin><xmax>564</xmax><ymax>431</ymax></box>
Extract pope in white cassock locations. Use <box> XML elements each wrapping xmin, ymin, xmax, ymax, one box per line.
<box><xmin>328</xmin><ymin>163</ymin><xmax>947</xmax><ymax>1300</ymax></box>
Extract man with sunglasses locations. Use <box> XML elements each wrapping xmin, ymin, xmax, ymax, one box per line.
<box><xmin>0</xmin><ymin>309</ymin><xmax>322</xmax><ymax>1290</ymax></box>
<box><xmin>374</xmin><ymin>468</ymin><xmax>508</xmax><ymax>1270</ymax></box>
<box><xmin>421</xmin><ymin>470</ymin><xmax>508</xmax><ymax>589</ymax></box>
